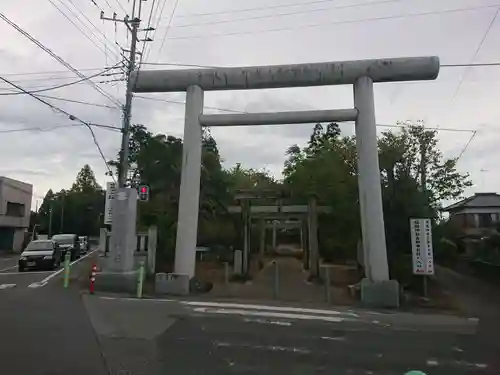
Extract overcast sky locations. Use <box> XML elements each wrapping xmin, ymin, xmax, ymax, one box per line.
<box><xmin>1</xmin><ymin>0</ymin><xmax>500</xmax><ymax>208</ymax></box>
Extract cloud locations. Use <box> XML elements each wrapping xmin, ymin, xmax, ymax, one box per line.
<box><xmin>1</xmin><ymin>0</ymin><xmax>499</xmax><ymax>204</ymax></box>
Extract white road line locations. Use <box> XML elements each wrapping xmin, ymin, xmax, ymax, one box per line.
<box><xmin>28</xmin><ymin>281</ymin><xmax>48</xmax><ymax>288</ymax></box>
<box><xmin>192</xmin><ymin>307</ymin><xmax>345</xmax><ymax>322</ymax></box>
<box><xmin>243</xmin><ymin>318</ymin><xmax>292</xmax><ymax>326</ymax></box>
<box><xmin>184</xmin><ymin>301</ymin><xmax>359</xmax><ymax>317</ymax></box>
<box><xmin>0</xmin><ymin>270</ymin><xmax>52</xmax><ymax>276</ymax></box>
<box><xmin>0</xmin><ymin>283</ymin><xmax>16</xmax><ymax>289</ymax></box>
<box><xmin>215</xmin><ymin>341</ymin><xmax>310</xmax><ymax>354</ymax></box>
<box><xmin>37</xmin><ymin>249</ymin><xmax>98</xmax><ymax>285</ymax></box>
<box><xmin>0</xmin><ymin>265</ymin><xmax>17</xmax><ymax>272</ymax></box>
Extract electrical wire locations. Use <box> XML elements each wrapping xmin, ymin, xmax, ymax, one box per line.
<box><xmin>176</xmin><ymin>0</ymin><xmax>358</xmax><ymax>18</ymax></box>
<box><xmin>167</xmin><ymin>3</ymin><xmax>500</xmax><ymax>40</ymax></box>
<box><xmin>139</xmin><ymin>61</ymin><xmax>217</xmax><ymax>68</ymax></box>
<box><xmin>0</xmin><ymin>122</ymin><xmax>121</xmax><ymax>133</ymax></box>
<box><xmin>441</xmin><ymin>62</ymin><xmax>500</xmax><ymax>68</ymax></box>
<box><xmin>63</xmin><ymin>0</ymin><xmax>121</xmax><ymax>53</ymax></box>
<box><xmin>134</xmin><ymin>95</ymin><xmax>481</xmax><ymax>135</ymax></box>
<box><xmin>0</xmin><ymin>65</ymin><xmax>119</xmax><ymax>96</ymax></box>
<box><xmin>0</xmin><ymin>67</ymin><xmax>114</xmax><ymax>76</ymax></box>
<box><xmin>174</xmin><ymin>0</ymin><xmax>405</xmax><ymax>29</ymax></box>
<box><xmin>0</xmin><ymin>12</ymin><xmax>123</xmax><ymax>108</ymax></box>
<box><xmin>377</xmin><ymin>123</ymin><xmax>476</xmax><ymax>133</ymax></box>
<box><xmin>47</xmin><ymin>0</ymin><xmax>121</xmax><ymax>60</ymax></box>
<box><xmin>456</xmin><ymin>131</ymin><xmax>477</xmax><ymax>162</ymax></box>
<box><xmin>0</xmin><ymin>74</ymin><xmax>117</xmax><ymax>180</ymax></box>
<box><xmin>134</xmin><ymin>94</ymin><xmax>247</xmax><ymax>113</ymax></box>
<box><xmin>143</xmin><ymin>0</ymin><xmax>169</xmax><ymax>62</ymax></box>
<box><xmin>155</xmin><ymin>0</ymin><xmax>180</xmax><ymax>60</ymax></box>
<box><xmin>30</xmin><ymin>94</ymin><xmax>119</xmax><ymax>109</ymax></box>
<box><xmin>451</xmin><ymin>7</ymin><xmax>500</xmax><ymax>100</ymax></box>
<box><xmin>140</xmin><ymin>0</ymin><xmax>156</xmax><ymax>60</ymax></box>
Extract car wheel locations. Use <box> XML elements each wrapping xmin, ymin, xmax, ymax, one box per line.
<box><xmin>18</xmin><ymin>266</ymin><xmax>25</xmax><ymax>272</ymax></box>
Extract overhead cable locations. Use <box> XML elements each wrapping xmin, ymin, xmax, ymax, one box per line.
<box><xmin>0</xmin><ymin>12</ymin><xmax>123</xmax><ymax>107</ymax></box>
<box><xmin>0</xmin><ymin>74</ymin><xmax>117</xmax><ymax>180</ymax></box>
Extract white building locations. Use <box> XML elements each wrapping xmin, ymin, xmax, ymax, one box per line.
<box><xmin>0</xmin><ymin>177</ymin><xmax>33</xmax><ymax>252</ymax></box>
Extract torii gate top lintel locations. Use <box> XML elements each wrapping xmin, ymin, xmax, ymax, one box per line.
<box><xmin>131</xmin><ymin>56</ymin><xmax>439</xmax><ymax>93</ymax></box>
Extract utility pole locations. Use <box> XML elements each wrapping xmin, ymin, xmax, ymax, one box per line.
<box><xmin>101</xmin><ymin>2</ymin><xmax>152</xmax><ymax>187</ymax></box>
<box><xmin>48</xmin><ymin>207</ymin><xmax>53</xmax><ymax>238</ymax></box>
<box><xmin>419</xmin><ymin>137</ymin><xmax>429</xmax><ymax>298</ymax></box>
<box><xmin>60</xmin><ymin>194</ymin><xmax>65</xmax><ymax>233</ymax></box>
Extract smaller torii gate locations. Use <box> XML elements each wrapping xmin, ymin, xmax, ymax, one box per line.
<box><xmin>228</xmin><ymin>198</ymin><xmax>331</xmax><ymax>278</ymax></box>
<box><xmin>132</xmin><ymin>56</ymin><xmax>440</xmax><ymax>306</ymax></box>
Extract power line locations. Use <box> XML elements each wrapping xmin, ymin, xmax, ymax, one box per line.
<box><xmin>456</xmin><ymin>131</ymin><xmax>477</xmax><ymax>162</ymax></box>
<box><xmin>47</xmin><ymin>0</ymin><xmax>121</xmax><ymax>60</ymax></box>
<box><xmin>143</xmin><ymin>0</ymin><xmax>169</xmax><ymax>62</ymax></box>
<box><xmin>167</xmin><ymin>3</ymin><xmax>500</xmax><ymax>40</ymax></box>
<box><xmin>176</xmin><ymin>0</ymin><xmax>352</xmax><ymax>18</ymax></box>
<box><xmin>63</xmin><ymin>0</ymin><xmax>121</xmax><ymax>53</ymax></box>
<box><xmin>441</xmin><ymin>62</ymin><xmax>500</xmax><ymax>68</ymax></box>
<box><xmin>174</xmin><ymin>0</ymin><xmax>405</xmax><ymax>29</ymax></box>
<box><xmin>156</xmin><ymin>0</ymin><xmax>181</xmax><ymax>60</ymax></box>
<box><xmin>0</xmin><ymin>12</ymin><xmax>123</xmax><ymax>107</ymax></box>
<box><xmin>135</xmin><ymin>95</ymin><xmax>481</xmax><ymax>134</ymax></box>
<box><xmin>0</xmin><ymin>67</ymin><xmax>113</xmax><ymax>76</ymax></box>
<box><xmin>0</xmin><ymin>122</ymin><xmax>121</xmax><ymax>133</ymax></box>
<box><xmin>34</xmin><ymin>94</ymin><xmax>118</xmax><ymax>109</ymax></box>
<box><xmin>139</xmin><ymin>61</ymin><xmax>217</xmax><ymax>68</ymax></box>
<box><xmin>451</xmin><ymin>7</ymin><xmax>500</xmax><ymax>99</ymax></box>
<box><xmin>0</xmin><ymin>74</ymin><xmax>117</xmax><ymax>180</ymax></box>
<box><xmin>134</xmin><ymin>94</ymin><xmax>247</xmax><ymax>113</ymax></box>
<box><xmin>0</xmin><ymin>66</ymin><xmax>118</xmax><ymax>96</ymax></box>
<box><xmin>376</xmin><ymin>123</ymin><xmax>476</xmax><ymax>133</ymax></box>
<box><xmin>139</xmin><ymin>61</ymin><xmax>500</xmax><ymax>69</ymax></box>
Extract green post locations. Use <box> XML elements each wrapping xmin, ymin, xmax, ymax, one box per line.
<box><xmin>273</xmin><ymin>261</ymin><xmax>279</xmax><ymax>300</ymax></box>
<box><xmin>137</xmin><ymin>261</ymin><xmax>145</xmax><ymax>299</ymax></box>
<box><xmin>63</xmin><ymin>252</ymin><xmax>71</xmax><ymax>288</ymax></box>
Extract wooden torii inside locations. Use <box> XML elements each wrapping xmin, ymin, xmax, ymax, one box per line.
<box><xmin>228</xmin><ymin>188</ymin><xmax>331</xmax><ymax>278</ymax></box>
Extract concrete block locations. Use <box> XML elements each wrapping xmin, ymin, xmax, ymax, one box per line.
<box><xmin>155</xmin><ymin>273</ymin><xmax>190</xmax><ymax>296</ymax></box>
<box><xmin>360</xmin><ymin>278</ymin><xmax>400</xmax><ymax>308</ymax></box>
<box><xmin>94</xmin><ymin>272</ymin><xmax>137</xmax><ymax>294</ymax></box>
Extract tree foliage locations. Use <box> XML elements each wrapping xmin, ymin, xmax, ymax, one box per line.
<box><xmin>34</xmin><ymin>119</ymin><xmax>472</xmax><ymax>280</ymax></box>
<box><xmin>37</xmin><ymin>165</ymin><xmax>104</xmax><ymax>236</ymax></box>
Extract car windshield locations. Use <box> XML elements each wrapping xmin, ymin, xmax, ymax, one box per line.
<box><xmin>25</xmin><ymin>241</ymin><xmax>53</xmax><ymax>251</ymax></box>
<box><xmin>51</xmin><ymin>235</ymin><xmax>74</xmax><ymax>245</ymax></box>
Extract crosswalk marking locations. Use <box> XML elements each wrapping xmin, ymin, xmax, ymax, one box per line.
<box><xmin>192</xmin><ymin>307</ymin><xmax>346</xmax><ymax>322</ymax></box>
<box><xmin>183</xmin><ymin>301</ymin><xmax>359</xmax><ymax>317</ymax></box>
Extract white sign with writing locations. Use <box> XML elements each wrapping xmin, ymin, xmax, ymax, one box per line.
<box><xmin>410</xmin><ymin>218</ymin><xmax>435</xmax><ymax>275</ymax></box>
<box><xmin>104</xmin><ymin>182</ymin><xmax>116</xmax><ymax>225</ymax></box>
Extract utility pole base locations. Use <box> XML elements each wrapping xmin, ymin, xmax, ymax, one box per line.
<box><xmin>360</xmin><ymin>278</ymin><xmax>400</xmax><ymax>308</ymax></box>
<box><xmin>105</xmin><ymin>188</ymin><xmax>138</xmax><ymax>273</ymax></box>
<box><xmin>93</xmin><ymin>272</ymin><xmax>138</xmax><ymax>294</ymax></box>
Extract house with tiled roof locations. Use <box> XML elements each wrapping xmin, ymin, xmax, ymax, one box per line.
<box><xmin>443</xmin><ymin>193</ymin><xmax>500</xmax><ymax>238</ymax></box>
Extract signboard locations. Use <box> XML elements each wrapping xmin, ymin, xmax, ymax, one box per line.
<box><xmin>104</xmin><ymin>182</ymin><xmax>116</xmax><ymax>225</ymax></box>
<box><xmin>410</xmin><ymin>218</ymin><xmax>434</xmax><ymax>275</ymax></box>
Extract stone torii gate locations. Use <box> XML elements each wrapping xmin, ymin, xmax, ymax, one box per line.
<box><xmin>131</xmin><ymin>56</ymin><xmax>440</xmax><ymax>307</ymax></box>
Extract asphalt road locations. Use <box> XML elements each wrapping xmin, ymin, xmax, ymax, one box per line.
<box><xmin>0</xmin><ymin>250</ymin><xmax>107</xmax><ymax>375</ymax></box>
<box><xmin>82</xmin><ymin>296</ymin><xmax>493</xmax><ymax>375</ymax></box>
<box><xmin>0</xmin><ymin>250</ymin><xmax>496</xmax><ymax>375</ymax></box>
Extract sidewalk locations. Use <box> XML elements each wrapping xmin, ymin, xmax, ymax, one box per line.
<box><xmin>207</xmin><ymin>257</ymin><xmax>353</xmax><ymax>304</ymax></box>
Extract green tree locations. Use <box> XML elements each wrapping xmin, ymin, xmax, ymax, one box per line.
<box><xmin>71</xmin><ymin>164</ymin><xmax>101</xmax><ymax>193</ymax></box>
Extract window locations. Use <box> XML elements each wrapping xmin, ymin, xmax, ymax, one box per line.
<box><xmin>478</xmin><ymin>213</ymin><xmax>492</xmax><ymax>228</ymax></box>
<box><xmin>6</xmin><ymin>202</ymin><xmax>24</xmax><ymax>217</ymax></box>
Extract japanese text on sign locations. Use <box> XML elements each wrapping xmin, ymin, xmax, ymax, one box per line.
<box><xmin>410</xmin><ymin>218</ymin><xmax>434</xmax><ymax>275</ymax></box>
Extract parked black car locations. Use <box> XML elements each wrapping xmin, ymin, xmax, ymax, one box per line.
<box><xmin>18</xmin><ymin>240</ymin><xmax>61</xmax><ymax>271</ymax></box>
<box><xmin>51</xmin><ymin>234</ymin><xmax>81</xmax><ymax>261</ymax></box>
